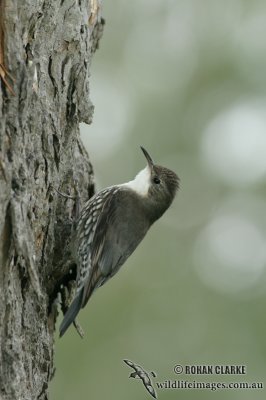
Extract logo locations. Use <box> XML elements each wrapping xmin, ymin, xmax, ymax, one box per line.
<box><xmin>123</xmin><ymin>359</ymin><xmax>157</xmax><ymax>399</ymax></box>
<box><xmin>123</xmin><ymin>360</ymin><xmax>264</xmax><ymax>397</ymax></box>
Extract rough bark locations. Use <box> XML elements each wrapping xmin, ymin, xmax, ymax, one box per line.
<box><xmin>0</xmin><ymin>1</ymin><xmax>104</xmax><ymax>399</ymax></box>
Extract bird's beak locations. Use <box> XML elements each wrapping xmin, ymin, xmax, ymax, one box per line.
<box><xmin>140</xmin><ymin>146</ymin><xmax>154</xmax><ymax>170</ymax></box>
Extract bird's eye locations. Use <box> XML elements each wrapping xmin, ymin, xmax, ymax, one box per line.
<box><xmin>153</xmin><ymin>177</ymin><xmax>161</xmax><ymax>184</ymax></box>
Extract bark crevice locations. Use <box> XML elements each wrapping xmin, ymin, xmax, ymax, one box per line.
<box><xmin>0</xmin><ymin>1</ymin><xmax>104</xmax><ymax>399</ymax></box>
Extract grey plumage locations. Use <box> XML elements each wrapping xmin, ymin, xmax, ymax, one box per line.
<box><xmin>59</xmin><ymin>147</ymin><xmax>179</xmax><ymax>337</ymax></box>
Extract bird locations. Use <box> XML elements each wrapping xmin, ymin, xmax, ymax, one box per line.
<box><xmin>123</xmin><ymin>359</ymin><xmax>157</xmax><ymax>399</ymax></box>
<box><xmin>59</xmin><ymin>146</ymin><xmax>179</xmax><ymax>337</ymax></box>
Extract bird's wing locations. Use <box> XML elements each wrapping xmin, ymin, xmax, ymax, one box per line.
<box><xmin>123</xmin><ymin>359</ymin><xmax>146</xmax><ymax>373</ymax></box>
<box><xmin>143</xmin><ymin>382</ymin><xmax>157</xmax><ymax>399</ymax></box>
<box><xmin>75</xmin><ymin>186</ymin><xmax>119</xmax><ymax>295</ymax></box>
<box><xmin>59</xmin><ymin>187</ymin><xmax>118</xmax><ymax>337</ymax></box>
<box><xmin>139</xmin><ymin>371</ymin><xmax>157</xmax><ymax>398</ymax></box>
<box><xmin>81</xmin><ymin>189</ymin><xmax>148</xmax><ymax>307</ymax></box>
<box><xmin>123</xmin><ymin>359</ymin><xmax>138</xmax><ymax>372</ymax></box>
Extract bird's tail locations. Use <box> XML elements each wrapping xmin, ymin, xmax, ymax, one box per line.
<box><xmin>59</xmin><ymin>288</ymin><xmax>84</xmax><ymax>337</ymax></box>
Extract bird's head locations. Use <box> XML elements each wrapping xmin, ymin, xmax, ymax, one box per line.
<box><xmin>140</xmin><ymin>146</ymin><xmax>179</xmax><ymax>203</ymax></box>
<box><xmin>125</xmin><ymin>147</ymin><xmax>180</xmax><ymax>221</ymax></box>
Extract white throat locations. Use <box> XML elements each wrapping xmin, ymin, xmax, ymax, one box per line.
<box><xmin>123</xmin><ymin>166</ymin><xmax>151</xmax><ymax>196</ymax></box>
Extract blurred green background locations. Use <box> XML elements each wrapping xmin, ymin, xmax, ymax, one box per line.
<box><xmin>51</xmin><ymin>1</ymin><xmax>266</xmax><ymax>399</ymax></box>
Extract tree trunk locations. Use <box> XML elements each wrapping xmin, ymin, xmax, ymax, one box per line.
<box><xmin>0</xmin><ymin>1</ymin><xmax>104</xmax><ymax>399</ymax></box>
